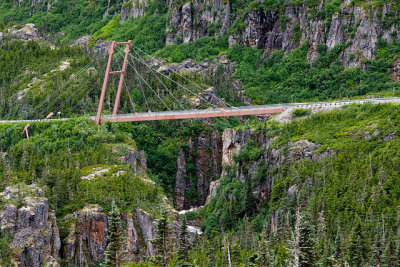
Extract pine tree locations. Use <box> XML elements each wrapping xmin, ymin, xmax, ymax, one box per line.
<box><xmin>371</xmin><ymin>219</ymin><xmax>384</xmax><ymax>266</ymax></box>
<box><xmin>396</xmin><ymin>236</ymin><xmax>400</xmax><ymax>265</ymax></box>
<box><xmin>293</xmin><ymin>193</ymin><xmax>316</xmax><ymax>267</ymax></box>
<box><xmin>177</xmin><ymin>217</ymin><xmax>189</xmax><ymax>266</ymax></box>
<box><xmin>151</xmin><ymin>209</ymin><xmax>174</xmax><ymax>266</ymax></box>
<box><xmin>242</xmin><ymin>178</ymin><xmax>255</xmax><ymax>217</ymax></box>
<box><xmin>333</xmin><ymin>226</ymin><xmax>343</xmax><ymax>265</ymax></box>
<box><xmin>255</xmin><ymin>230</ymin><xmax>274</xmax><ymax>266</ymax></box>
<box><xmin>103</xmin><ymin>201</ymin><xmax>126</xmax><ymax>267</ymax></box>
<box><xmin>382</xmin><ymin>232</ymin><xmax>397</xmax><ymax>267</ymax></box>
<box><xmin>347</xmin><ymin>217</ymin><xmax>370</xmax><ymax>266</ymax></box>
<box><xmin>298</xmin><ymin>212</ymin><xmax>316</xmax><ymax>267</ymax></box>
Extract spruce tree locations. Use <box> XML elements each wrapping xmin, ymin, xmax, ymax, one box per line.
<box><xmin>151</xmin><ymin>209</ymin><xmax>174</xmax><ymax>266</ymax></box>
<box><xmin>177</xmin><ymin>217</ymin><xmax>189</xmax><ymax>266</ymax></box>
<box><xmin>255</xmin><ymin>230</ymin><xmax>274</xmax><ymax>266</ymax></box>
<box><xmin>298</xmin><ymin>212</ymin><xmax>316</xmax><ymax>267</ymax></box>
<box><xmin>347</xmin><ymin>217</ymin><xmax>369</xmax><ymax>266</ymax></box>
<box><xmin>293</xmin><ymin>193</ymin><xmax>316</xmax><ymax>267</ymax></box>
<box><xmin>333</xmin><ymin>226</ymin><xmax>343</xmax><ymax>265</ymax></box>
<box><xmin>371</xmin><ymin>220</ymin><xmax>384</xmax><ymax>266</ymax></box>
<box><xmin>382</xmin><ymin>232</ymin><xmax>396</xmax><ymax>267</ymax></box>
<box><xmin>103</xmin><ymin>201</ymin><xmax>126</xmax><ymax>267</ymax></box>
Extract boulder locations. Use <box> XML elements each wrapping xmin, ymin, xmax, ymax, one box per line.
<box><xmin>10</xmin><ymin>24</ymin><xmax>42</xmax><ymax>41</ymax></box>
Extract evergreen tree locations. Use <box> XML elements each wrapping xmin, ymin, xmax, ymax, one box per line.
<box><xmin>103</xmin><ymin>201</ymin><xmax>126</xmax><ymax>267</ymax></box>
<box><xmin>382</xmin><ymin>232</ymin><xmax>397</xmax><ymax>267</ymax></box>
<box><xmin>293</xmin><ymin>193</ymin><xmax>316</xmax><ymax>267</ymax></box>
<box><xmin>333</xmin><ymin>226</ymin><xmax>343</xmax><ymax>265</ymax></box>
<box><xmin>242</xmin><ymin>177</ymin><xmax>256</xmax><ymax>217</ymax></box>
<box><xmin>151</xmin><ymin>209</ymin><xmax>174</xmax><ymax>266</ymax></box>
<box><xmin>371</xmin><ymin>219</ymin><xmax>384</xmax><ymax>266</ymax></box>
<box><xmin>347</xmin><ymin>217</ymin><xmax>370</xmax><ymax>266</ymax></box>
<box><xmin>177</xmin><ymin>216</ymin><xmax>189</xmax><ymax>266</ymax></box>
<box><xmin>396</xmin><ymin>236</ymin><xmax>400</xmax><ymax>265</ymax></box>
<box><xmin>298</xmin><ymin>212</ymin><xmax>316</xmax><ymax>267</ymax></box>
<box><xmin>255</xmin><ymin>230</ymin><xmax>274</xmax><ymax>266</ymax></box>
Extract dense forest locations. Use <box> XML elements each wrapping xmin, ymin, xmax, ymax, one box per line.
<box><xmin>1</xmin><ymin>0</ymin><xmax>400</xmax><ymax>266</ymax></box>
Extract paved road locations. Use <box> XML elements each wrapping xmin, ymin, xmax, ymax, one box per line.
<box><xmin>1</xmin><ymin>97</ymin><xmax>399</xmax><ymax>124</ymax></box>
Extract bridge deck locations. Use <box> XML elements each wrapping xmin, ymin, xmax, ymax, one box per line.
<box><xmin>1</xmin><ymin>98</ymin><xmax>399</xmax><ymax>124</ymax></box>
<box><xmin>100</xmin><ymin>106</ymin><xmax>284</xmax><ymax>122</ymax></box>
<box><xmin>99</xmin><ymin>98</ymin><xmax>400</xmax><ymax>123</ymax></box>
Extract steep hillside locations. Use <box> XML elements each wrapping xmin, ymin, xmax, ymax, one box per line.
<box><xmin>1</xmin><ymin>0</ymin><xmax>400</xmax><ymax>266</ymax></box>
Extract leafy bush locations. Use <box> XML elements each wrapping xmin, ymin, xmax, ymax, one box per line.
<box><xmin>292</xmin><ymin>108</ymin><xmax>311</xmax><ymax>117</ymax></box>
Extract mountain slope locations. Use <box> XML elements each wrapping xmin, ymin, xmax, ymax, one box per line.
<box><xmin>1</xmin><ymin>0</ymin><xmax>400</xmax><ymax>266</ymax></box>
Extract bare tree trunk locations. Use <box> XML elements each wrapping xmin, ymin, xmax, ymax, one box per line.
<box><xmin>227</xmin><ymin>241</ymin><xmax>232</xmax><ymax>267</ymax></box>
<box><xmin>294</xmin><ymin>194</ymin><xmax>301</xmax><ymax>267</ymax></box>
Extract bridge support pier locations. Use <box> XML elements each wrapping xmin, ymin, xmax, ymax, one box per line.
<box><xmin>95</xmin><ymin>41</ymin><xmax>132</xmax><ymax>125</ymax></box>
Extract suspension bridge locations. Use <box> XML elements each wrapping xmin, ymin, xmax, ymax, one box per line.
<box><xmin>1</xmin><ymin>40</ymin><xmax>400</xmax><ymax>139</ymax></box>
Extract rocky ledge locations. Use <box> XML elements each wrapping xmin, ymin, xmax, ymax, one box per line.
<box><xmin>0</xmin><ymin>184</ymin><xmax>61</xmax><ymax>267</ymax></box>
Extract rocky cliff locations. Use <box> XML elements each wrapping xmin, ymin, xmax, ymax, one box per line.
<box><xmin>0</xmin><ymin>184</ymin><xmax>165</xmax><ymax>266</ymax></box>
<box><xmin>8</xmin><ymin>0</ymin><xmax>400</xmax><ymax>67</ymax></box>
<box><xmin>199</xmin><ymin>126</ymin><xmax>337</xmax><ymax>210</ymax></box>
<box><xmin>165</xmin><ymin>0</ymin><xmax>400</xmax><ymax>67</ymax></box>
<box><xmin>175</xmin><ymin>129</ymin><xmax>222</xmax><ymax>210</ymax></box>
<box><xmin>0</xmin><ymin>184</ymin><xmax>60</xmax><ymax>267</ymax></box>
<box><xmin>61</xmin><ymin>205</ymin><xmax>158</xmax><ymax>266</ymax></box>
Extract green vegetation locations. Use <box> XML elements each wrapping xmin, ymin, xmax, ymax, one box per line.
<box><xmin>0</xmin><ymin>0</ymin><xmax>116</xmax><ymax>40</ymax></box>
<box><xmin>0</xmin><ymin>118</ymin><xmax>166</xmax><ymax>217</ymax></box>
<box><xmin>0</xmin><ymin>234</ymin><xmax>12</xmax><ymax>266</ymax></box>
<box><xmin>227</xmin><ymin>41</ymin><xmax>400</xmax><ymax>104</ymax></box>
<box><xmin>103</xmin><ymin>201</ymin><xmax>127</xmax><ymax>267</ymax></box>
<box><xmin>152</xmin><ymin>36</ymin><xmax>400</xmax><ymax>105</ymax></box>
<box><xmin>0</xmin><ymin>40</ymin><xmax>100</xmax><ymax>119</ymax></box>
<box><xmin>292</xmin><ymin>108</ymin><xmax>312</xmax><ymax>117</ymax></box>
<box><xmin>193</xmin><ymin>103</ymin><xmax>400</xmax><ymax>265</ymax></box>
<box><xmin>91</xmin><ymin>1</ymin><xmax>168</xmax><ymax>53</ymax></box>
<box><xmin>155</xmin><ymin>36</ymin><xmax>229</xmax><ymax>63</ymax></box>
<box><xmin>150</xmin><ymin>209</ymin><xmax>175</xmax><ymax>266</ymax></box>
<box><xmin>1</xmin><ymin>0</ymin><xmax>400</xmax><ymax>266</ymax></box>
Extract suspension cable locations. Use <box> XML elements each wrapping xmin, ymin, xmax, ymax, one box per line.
<box><xmin>127</xmin><ymin>51</ymin><xmax>221</xmax><ymax>109</ymax></box>
<box><xmin>131</xmin><ymin>57</ymin><xmax>150</xmax><ymax>111</ymax></box>
<box><xmin>28</xmin><ymin>56</ymin><xmax>99</xmax><ymax>119</ymax></box>
<box><xmin>123</xmin><ymin>51</ymin><xmax>171</xmax><ymax>111</ymax></box>
<box><xmin>0</xmin><ymin>56</ymin><xmax>100</xmax><ymax>140</ymax></box>
<box><xmin>123</xmin><ymin>79</ymin><xmax>136</xmax><ymax>112</ymax></box>
<box><xmin>131</xmin><ymin>44</ymin><xmax>231</xmax><ymax>107</ymax></box>
<box><xmin>34</xmin><ymin>55</ymin><xmax>103</xmax><ymax>120</ymax></box>
<box><xmin>117</xmin><ymin>47</ymin><xmax>185</xmax><ymax>111</ymax></box>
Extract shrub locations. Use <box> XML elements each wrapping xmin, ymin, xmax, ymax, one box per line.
<box><xmin>292</xmin><ymin>108</ymin><xmax>311</xmax><ymax>118</ymax></box>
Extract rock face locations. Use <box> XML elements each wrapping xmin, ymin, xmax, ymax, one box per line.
<box><xmin>222</xmin><ymin>129</ymin><xmax>254</xmax><ymax>169</ymax></box>
<box><xmin>120</xmin><ymin>0</ymin><xmax>149</xmax><ymax>23</ymax></box>
<box><xmin>0</xmin><ymin>185</ymin><xmax>61</xmax><ymax>267</ymax></box>
<box><xmin>119</xmin><ymin>146</ymin><xmax>147</xmax><ymax>174</ymax></box>
<box><xmin>166</xmin><ymin>0</ymin><xmax>231</xmax><ymax>45</ymax></box>
<box><xmin>166</xmin><ymin>0</ymin><xmax>400</xmax><ymax>66</ymax></box>
<box><xmin>9</xmin><ymin>24</ymin><xmax>43</xmax><ymax>41</ymax></box>
<box><xmin>135</xmin><ymin>209</ymin><xmax>157</xmax><ymax>257</ymax></box>
<box><xmin>63</xmin><ymin>206</ymin><xmax>155</xmax><ymax>266</ymax></box>
<box><xmin>9</xmin><ymin>1</ymin><xmax>400</xmax><ymax>68</ymax></box>
<box><xmin>63</xmin><ymin>205</ymin><xmax>108</xmax><ymax>266</ymax></box>
<box><xmin>177</xmin><ymin>127</ymin><xmax>336</xmax><ymax>208</ymax></box>
<box><xmin>205</xmin><ymin>179</ymin><xmax>220</xmax><ymax>205</ymax></box>
<box><xmin>175</xmin><ymin>130</ymin><xmax>222</xmax><ymax>210</ymax></box>
<box><xmin>217</xmin><ymin>128</ymin><xmax>336</xmax><ymax>203</ymax></box>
